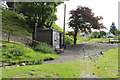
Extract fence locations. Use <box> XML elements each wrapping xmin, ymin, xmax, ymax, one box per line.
<box><xmin>109</xmin><ymin>38</ymin><xmax>120</xmax><ymax>43</ymax></box>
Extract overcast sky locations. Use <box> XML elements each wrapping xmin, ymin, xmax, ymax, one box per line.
<box><xmin>55</xmin><ymin>0</ymin><xmax>120</xmax><ymax>32</ymax></box>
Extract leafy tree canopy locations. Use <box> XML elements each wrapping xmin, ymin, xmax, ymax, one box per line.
<box><xmin>109</xmin><ymin>22</ymin><xmax>117</xmax><ymax>35</ymax></box>
<box><xmin>16</xmin><ymin>2</ymin><xmax>62</xmax><ymax>30</ymax></box>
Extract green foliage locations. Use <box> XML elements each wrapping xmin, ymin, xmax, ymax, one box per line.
<box><xmin>26</xmin><ymin>58</ymin><xmax>44</xmax><ymax>65</ymax></box>
<box><xmin>115</xmin><ymin>35</ymin><xmax>120</xmax><ymax>38</ymax></box>
<box><xmin>91</xmin><ymin>31</ymin><xmax>100</xmax><ymax>38</ymax></box>
<box><xmin>2</xmin><ymin>10</ymin><xmax>32</xmax><ymax>37</ymax></box>
<box><xmin>109</xmin><ymin>22</ymin><xmax>117</xmax><ymax>35</ymax></box>
<box><xmin>2</xmin><ymin>41</ymin><xmax>27</xmax><ymax>60</ymax></box>
<box><xmin>77</xmin><ymin>37</ymin><xmax>88</xmax><ymax>44</ymax></box>
<box><xmin>115</xmin><ymin>30</ymin><xmax>120</xmax><ymax>36</ymax></box>
<box><xmin>2</xmin><ymin>41</ymin><xmax>59</xmax><ymax>64</ymax></box>
<box><xmin>34</xmin><ymin>42</ymin><xmax>55</xmax><ymax>54</ymax></box>
<box><xmin>89</xmin><ymin>31</ymin><xmax>106</xmax><ymax>39</ymax></box>
<box><xmin>66</xmin><ymin>31</ymin><xmax>74</xmax><ymax>36</ymax></box>
<box><xmin>65</xmin><ymin>35</ymin><xmax>74</xmax><ymax>44</ymax></box>
<box><xmin>88</xmin><ymin>35</ymin><xmax>94</xmax><ymax>40</ymax></box>
<box><xmin>2</xmin><ymin>48</ymin><xmax>118</xmax><ymax>78</ymax></box>
<box><xmin>99</xmin><ymin>31</ymin><xmax>106</xmax><ymax>38</ymax></box>
<box><xmin>2</xmin><ymin>44</ymin><xmax>26</xmax><ymax>58</ymax></box>
<box><xmin>52</xmin><ymin>23</ymin><xmax>63</xmax><ymax>32</ymax></box>
<box><xmin>17</xmin><ymin>2</ymin><xmax>62</xmax><ymax>29</ymax></box>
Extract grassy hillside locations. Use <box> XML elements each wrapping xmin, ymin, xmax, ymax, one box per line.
<box><xmin>2</xmin><ymin>41</ymin><xmax>59</xmax><ymax>64</ymax></box>
<box><xmin>2</xmin><ymin>47</ymin><xmax>119</xmax><ymax>78</ymax></box>
<box><xmin>2</xmin><ymin>10</ymin><xmax>32</xmax><ymax>37</ymax></box>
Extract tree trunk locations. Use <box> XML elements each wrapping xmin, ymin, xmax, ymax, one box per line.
<box><xmin>8</xmin><ymin>33</ymin><xmax>10</xmax><ymax>42</ymax></box>
<box><xmin>74</xmin><ymin>28</ymin><xmax>78</xmax><ymax>45</ymax></box>
<box><xmin>32</xmin><ymin>15</ymin><xmax>39</xmax><ymax>47</ymax></box>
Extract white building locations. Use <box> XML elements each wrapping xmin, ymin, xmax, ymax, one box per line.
<box><xmin>106</xmin><ymin>33</ymin><xmax>115</xmax><ymax>38</ymax></box>
<box><xmin>83</xmin><ymin>34</ymin><xmax>92</xmax><ymax>38</ymax></box>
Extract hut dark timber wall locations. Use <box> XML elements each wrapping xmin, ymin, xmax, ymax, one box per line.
<box><xmin>35</xmin><ymin>29</ymin><xmax>63</xmax><ymax>50</ymax></box>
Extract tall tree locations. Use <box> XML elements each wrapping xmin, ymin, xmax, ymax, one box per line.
<box><xmin>16</xmin><ymin>2</ymin><xmax>62</xmax><ymax>40</ymax></box>
<box><xmin>17</xmin><ymin>2</ymin><xmax>61</xmax><ymax>29</ymax></box>
<box><xmin>69</xmin><ymin>6</ymin><xmax>105</xmax><ymax>44</ymax></box>
<box><xmin>109</xmin><ymin>22</ymin><xmax>117</xmax><ymax>35</ymax></box>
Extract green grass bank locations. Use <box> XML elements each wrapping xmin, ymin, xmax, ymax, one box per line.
<box><xmin>2</xmin><ymin>47</ymin><xmax>119</xmax><ymax>78</ymax></box>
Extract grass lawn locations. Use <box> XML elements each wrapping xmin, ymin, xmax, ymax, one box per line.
<box><xmin>2</xmin><ymin>47</ymin><xmax>119</xmax><ymax>78</ymax></box>
<box><xmin>77</xmin><ymin>37</ymin><xmax>109</xmax><ymax>44</ymax></box>
<box><xmin>88</xmin><ymin>38</ymin><xmax>109</xmax><ymax>42</ymax></box>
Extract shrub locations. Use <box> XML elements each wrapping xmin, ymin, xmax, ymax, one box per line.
<box><xmin>34</xmin><ymin>42</ymin><xmax>54</xmax><ymax>54</ymax></box>
<box><xmin>100</xmin><ymin>31</ymin><xmax>106</xmax><ymax>38</ymax></box>
<box><xmin>115</xmin><ymin>30</ymin><xmax>120</xmax><ymax>36</ymax></box>
<box><xmin>115</xmin><ymin>35</ymin><xmax>120</xmax><ymax>39</ymax></box>
<box><xmin>2</xmin><ymin>41</ymin><xmax>59</xmax><ymax>65</ymax></box>
<box><xmin>26</xmin><ymin>57</ymin><xmax>43</xmax><ymax>65</ymax></box>
<box><xmin>92</xmin><ymin>31</ymin><xmax>100</xmax><ymax>38</ymax></box>
<box><xmin>65</xmin><ymin>35</ymin><xmax>74</xmax><ymax>44</ymax></box>
<box><xmin>88</xmin><ymin>35</ymin><xmax>94</xmax><ymax>40</ymax></box>
<box><xmin>2</xmin><ymin>43</ymin><xmax>27</xmax><ymax>59</ymax></box>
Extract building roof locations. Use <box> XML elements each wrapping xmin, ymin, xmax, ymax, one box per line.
<box><xmin>37</xmin><ymin>29</ymin><xmax>63</xmax><ymax>33</ymax></box>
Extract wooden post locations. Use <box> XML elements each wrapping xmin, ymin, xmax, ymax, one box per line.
<box><xmin>8</xmin><ymin>33</ymin><xmax>10</xmax><ymax>42</ymax></box>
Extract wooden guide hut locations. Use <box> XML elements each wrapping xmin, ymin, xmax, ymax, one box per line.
<box><xmin>35</xmin><ymin>29</ymin><xmax>63</xmax><ymax>50</ymax></box>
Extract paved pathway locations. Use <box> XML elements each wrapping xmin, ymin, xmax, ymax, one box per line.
<box><xmin>44</xmin><ymin>43</ymin><xmax>119</xmax><ymax>64</ymax></box>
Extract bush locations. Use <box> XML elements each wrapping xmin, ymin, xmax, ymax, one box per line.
<box><xmin>115</xmin><ymin>35</ymin><xmax>120</xmax><ymax>38</ymax></box>
<box><xmin>34</xmin><ymin>42</ymin><xmax>54</xmax><ymax>54</ymax></box>
<box><xmin>92</xmin><ymin>31</ymin><xmax>100</xmax><ymax>38</ymax></box>
<box><xmin>88</xmin><ymin>35</ymin><xmax>94</xmax><ymax>40</ymax></box>
<box><xmin>26</xmin><ymin>58</ymin><xmax>43</xmax><ymax>65</ymax></box>
<box><xmin>65</xmin><ymin>35</ymin><xmax>74</xmax><ymax>44</ymax></box>
<box><xmin>100</xmin><ymin>31</ymin><xmax>106</xmax><ymax>38</ymax></box>
<box><xmin>2</xmin><ymin>42</ymin><xmax>27</xmax><ymax>59</ymax></box>
<box><xmin>115</xmin><ymin>30</ymin><xmax>120</xmax><ymax>36</ymax></box>
<box><xmin>2</xmin><ymin>41</ymin><xmax>59</xmax><ymax>65</ymax></box>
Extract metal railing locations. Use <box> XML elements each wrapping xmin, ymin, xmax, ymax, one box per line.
<box><xmin>109</xmin><ymin>38</ymin><xmax>120</xmax><ymax>43</ymax></box>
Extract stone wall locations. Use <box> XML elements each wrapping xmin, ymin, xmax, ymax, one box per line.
<box><xmin>2</xmin><ymin>32</ymin><xmax>33</xmax><ymax>46</ymax></box>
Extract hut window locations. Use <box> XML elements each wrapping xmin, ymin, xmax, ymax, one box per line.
<box><xmin>54</xmin><ymin>32</ymin><xmax>59</xmax><ymax>41</ymax></box>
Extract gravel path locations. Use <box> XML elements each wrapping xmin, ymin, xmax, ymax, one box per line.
<box><xmin>44</xmin><ymin>43</ymin><xmax>119</xmax><ymax>64</ymax></box>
